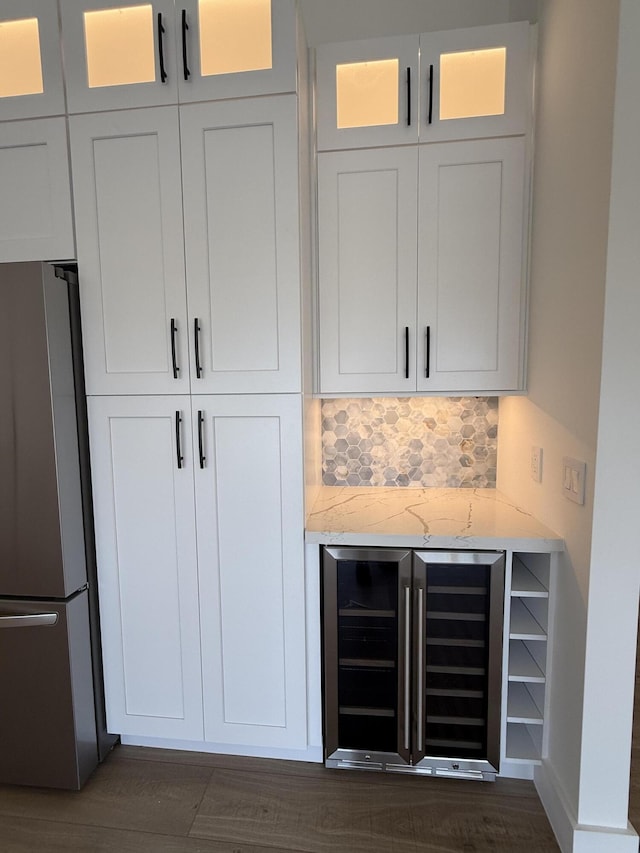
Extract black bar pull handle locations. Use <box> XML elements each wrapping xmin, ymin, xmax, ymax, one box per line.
<box><xmin>175</xmin><ymin>411</ymin><xmax>184</xmax><ymax>469</ymax></box>
<box><xmin>197</xmin><ymin>410</ymin><xmax>206</xmax><ymax>469</ymax></box>
<box><xmin>425</xmin><ymin>326</ymin><xmax>431</xmax><ymax>378</ymax></box>
<box><xmin>404</xmin><ymin>326</ymin><xmax>410</xmax><ymax>379</ymax></box>
<box><xmin>181</xmin><ymin>9</ymin><xmax>190</xmax><ymax>80</ymax></box>
<box><xmin>406</xmin><ymin>67</ymin><xmax>411</xmax><ymax>126</ymax></box>
<box><xmin>427</xmin><ymin>63</ymin><xmax>434</xmax><ymax>125</ymax></box>
<box><xmin>194</xmin><ymin>317</ymin><xmax>202</xmax><ymax>378</ymax></box>
<box><xmin>170</xmin><ymin>318</ymin><xmax>179</xmax><ymax>379</ymax></box>
<box><xmin>157</xmin><ymin>12</ymin><xmax>167</xmax><ymax>82</ymax></box>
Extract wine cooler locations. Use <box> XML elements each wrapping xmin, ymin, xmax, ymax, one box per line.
<box><xmin>322</xmin><ymin>547</ymin><xmax>504</xmax><ymax>780</ymax></box>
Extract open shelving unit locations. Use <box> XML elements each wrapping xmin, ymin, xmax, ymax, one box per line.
<box><xmin>503</xmin><ymin>552</ymin><xmax>554</xmax><ymax>770</ymax></box>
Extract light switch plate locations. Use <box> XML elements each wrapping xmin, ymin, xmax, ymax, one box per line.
<box><xmin>531</xmin><ymin>446</ymin><xmax>543</xmax><ymax>482</ymax></box>
<box><xmin>562</xmin><ymin>456</ymin><xmax>586</xmax><ymax>505</ymax></box>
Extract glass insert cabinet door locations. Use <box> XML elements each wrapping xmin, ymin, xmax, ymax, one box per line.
<box><xmin>315</xmin><ymin>21</ymin><xmax>531</xmax><ymax>151</ymax></box>
<box><xmin>0</xmin><ymin>0</ymin><xmax>66</xmax><ymax>120</ymax></box>
<box><xmin>322</xmin><ymin>546</ymin><xmax>504</xmax><ymax>778</ymax></box>
<box><xmin>59</xmin><ymin>0</ymin><xmax>296</xmax><ymax>113</ymax></box>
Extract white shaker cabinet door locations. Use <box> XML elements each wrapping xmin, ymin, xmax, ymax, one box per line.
<box><xmin>194</xmin><ymin>394</ymin><xmax>307</xmax><ymax>750</ymax></box>
<box><xmin>317</xmin><ymin>146</ymin><xmax>418</xmax><ymax>394</ymax></box>
<box><xmin>87</xmin><ymin>396</ymin><xmax>203</xmax><ymax>741</ymax></box>
<box><xmin>417</xmin><ymin>137</ymin><xmax>527</xmax><ymax>393</ymax></box>
<box><xmin>70</xmin><ymin>108</ymin><xmax>190</xmax><ymax>395</ymax></box>
<box><xmin>0</xmin><ymin>117</ymin><xmax>75</xmax><ymax>262</ymax></box>
<box><xmin>180</xmin><ymin>96</ymin><xmax>301</xmax><ymax>394</ymax></box>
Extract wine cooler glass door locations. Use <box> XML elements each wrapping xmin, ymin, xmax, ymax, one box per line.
<box><xmin>323</xmin><ymin>547</ymin><xmax>412</xmax><ymax>767</ymax></box>
<box><xmin>412</xmin><ymin>550</ymin><xmax>504</xmax><ymax>774</ymax></box>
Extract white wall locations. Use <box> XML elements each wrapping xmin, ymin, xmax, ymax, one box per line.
<box><xmin>578</xmin><ymin>0</ymin><xmax>640</xmax><ymax>833</ymax></box>
<box><xmin>496</xmin><ymin>0</ymin><xmax>630</xmax><ymax>845</ymax></box>
<box><xmin>299</xmin><ymin>0</ymin><xmax>538</xmax><ymax>46</ymax></box>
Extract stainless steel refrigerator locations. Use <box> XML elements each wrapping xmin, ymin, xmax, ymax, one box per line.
<box><xmin>0</xmin><ymin>261</ymin><xmax>117</xmax><ymax>789</ymax></box>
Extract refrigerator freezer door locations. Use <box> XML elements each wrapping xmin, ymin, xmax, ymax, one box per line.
<box><xmin>0</xmin><ymin>590</ymin><xmax>99</xmax><ymax>789</ymax></box>
<box><xmin>0</xmin><ymin>262</ymin><xmax>87</xmax><ymax>597</ymax></box>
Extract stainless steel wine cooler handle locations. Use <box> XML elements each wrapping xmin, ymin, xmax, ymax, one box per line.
<box><xmin>404</xmin><ymin>584</ymin><xmax>411</xmax><ymax>751</ymax></box>
<box><xmin>0</xmin><ymin>613</ymin><xmax>58</xmax><ymax>628</ymax></box>
<box><xmin>417</xmin><ymin>585</ymin><xmax>425</xmax><ymax>752</ymax></box>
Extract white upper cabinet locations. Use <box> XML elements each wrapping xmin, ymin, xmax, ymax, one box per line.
<box><xmin>60</xmin><ymin>0</ymin><xmax>297</xmax><ymax>114</ymax></box>
<box><xmin>420</xmin><ymin>22</ymin><xmax>531</xmax><ymax>143</ymax></box>
<box><xmin>317</xmin><ymin>138</ymin><xmax>528</xmax><ymax>395</ymax></box>
<box><xmin>69</xmin><ymin>97</ymin><xmax>302</xmax><ymax>395</ymax></box>
<box><xmin>317</xmin><ymin>146</ymin><xmax>418</xmax><ymax>395</ymax></box>
<box><xmin>60</xmin><ymin>0</ymin><xmax>179</xmax><ymax>111</ymax></box>
<box><xmin>315</xmin><ymin>22</ymin><xmax>531</xmax><ymax>150</ymax></box>
<box><xmin>315</xmin><ymin>35</ymin><xmax>419</xmax><ymax>151</ymax></box>
<box><xmin>178</xmin><ymin>0</ymin><xmax>297</xmax><ymax>103</ymax></box>
<box><xmin>0</xmin><ymin>1</ymin><xmax>66</xmax><ymax>120</ymax></box>
<box><xmin>181</xmin><ymin>95</ymin><xmax>301</xmax><ymax>394</ymax></box>
<box><xmin>69</xmin><ymin>107</ymin><xmax>190</xmax><ymax>395</ymax></box>
<box><xmin>417</xmin><ymin>137</ymin><xmax>527</xmax><ymax>393</ymax></box>
<box><xmin>0</xmin><ymin>118</ymin><xmax>75</xmax><ymax>262</ymax></box>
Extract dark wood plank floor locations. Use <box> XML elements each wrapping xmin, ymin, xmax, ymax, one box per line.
<box><xmin>0</xmin><ymin>745</ymin><xmax>562</xmax><ymax>852</ymax></box>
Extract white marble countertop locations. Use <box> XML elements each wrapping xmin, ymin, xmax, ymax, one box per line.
<box><xmin>305</xmin><ymin>487</ymin><xmax>564</xmax><ymax>552</ymax></box>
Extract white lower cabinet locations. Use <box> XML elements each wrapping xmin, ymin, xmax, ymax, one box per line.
<box><xmin>87</xmin><ymin>395</ymin><xmax>203</xmax><ymax>740</ymax></box>
<box><xmin>88</xmin><ymin>393</ymin><xmax>307</xmax><ymax>751</ymax></box>
<box><xmin>195</xmin><ymin>394</ymin><xmax>307</xmax><ymax>748</ymax></box>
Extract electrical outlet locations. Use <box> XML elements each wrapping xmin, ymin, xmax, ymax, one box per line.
<box><xmin>531</xmin><ymin>446</ymin><xmax>543</xmax><ymax>482</ymax></box>
<box><xmin>562</xmin><ymin>457</ymin><xmax>586</xmax><ymax>505</ymax></box>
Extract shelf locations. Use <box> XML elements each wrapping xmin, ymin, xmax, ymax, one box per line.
<box><xmin>339</xmin><ymin>658</ymin><xmax>395</xmax><ymax>668</ymax></box>
<box><xmin>507</xmin><ymin>683</ymin><xmax>543</xmax><ymax>724</ymax></box>
<box><xmin>509</xmin><ymin>599</ymin><xmax>546</xmax><ymax>640</ymax></box>
<box><xmin>339</xmin><ymin>706</ymin><xmax>395</xmax><ymax>717</ymax></box>
<box><xmin>338</xmin><ymin>608</ymin><xmax>395</xmax><ymax>618</ymax></box>
<box><xmin>511</xmin><ymin>557</ymin><xmax>549</xmax><ymax>597</ymax></box>
<box><xmin>508</xmin><ymin>640</ymin><xmax>546</xmax><ymax>683</ymax></box>
<box><xmin>505</xmin><ymin>722</ymin><xmax>542</xmax><ymax>763</ymax></box>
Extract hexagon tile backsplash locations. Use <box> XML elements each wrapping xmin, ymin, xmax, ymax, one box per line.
<box><xmin>322</xmin><ymin>397</ymin><xmax>498</xmax><ymax>488</ymax></box>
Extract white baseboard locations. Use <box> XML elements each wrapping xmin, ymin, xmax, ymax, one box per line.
<box><xmin>119</xmin><ymin>735</ymin><xmax>323</xmax><ymax>764</ymax></box>
<box><xmin>535</xmin><ymin>760</ymin><xmax>639</xmax><ymax>853</ymax></box>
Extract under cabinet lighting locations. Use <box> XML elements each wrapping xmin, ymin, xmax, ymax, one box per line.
<box><xmin>84</xmin><ymin>5</ymin><xmax>156</xmax><ymax>89</ymax></box>
<box><xmin>440</xmin><ymin>47</ymin><xmax>506</xmax><ymax>121</ymax></box>
<box><xmin>199</xmin><ymin>0</ymin><xmax>272</xmax><ymax>77</ymax></box>
<box><xmin>336</xmin><ymin>58</ymin><xmax>399</xmax><ymax>129</ymax></box>
<box><xmin>0</xmin><ymin>18</ymin><xmax>44</xmax><ymax>98</ymax></box>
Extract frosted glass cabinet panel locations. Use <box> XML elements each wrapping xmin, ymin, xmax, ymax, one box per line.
<box><xmin>316</xmin><ymin>35</ymin><xmax>419</xmax><ymax>151</ymax></box>
<box><xmin>0</xmin><ymin>1</ymin><xmax>65</xmax><ymax>120</ymax></box>
<box><xmin>315</xmin><ymin>22</ymin><xmax>531</xmax><ymax>150</ymax></box>
<box><xmin>420</xmin><ymin>22</ymin><xmax>531</xmax><ymax>143</ymax></box>
<box><xmin>60</xmin><ymin>0</ymin><xmax>297</xmax><ymax>113</ymax></box>
<box><xmin>60</xmin><ymin>0</ymin><xmax>179</xmax><ymax>111</ymax></box>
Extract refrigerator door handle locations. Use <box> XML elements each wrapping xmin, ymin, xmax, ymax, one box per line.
<box><xmin>0</xmin><ymin>613</ymin><xmax>58</xmax><ymax>628</ymax></box>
